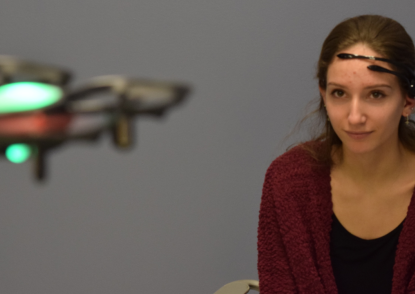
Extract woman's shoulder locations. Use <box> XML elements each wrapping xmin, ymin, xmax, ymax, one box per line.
<box><xmin>266</xmin><ymin>141</ymin><xmax>326</xmax><ymax>181</ymax></box>
<box><xmin>262</xmin><ymin>141</ymin><xmax>330</xmax><ymax>208</ymax></box>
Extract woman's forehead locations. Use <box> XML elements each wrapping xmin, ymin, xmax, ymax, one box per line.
<box><xmin>327</xmin><ymin>61</ymin><xmax>398</xmax><ymax>87</ymax></box>
<box><xmin>327</xmin><ymin>46</ymin><xmax>398</xmax><ymax>86</ymax></box>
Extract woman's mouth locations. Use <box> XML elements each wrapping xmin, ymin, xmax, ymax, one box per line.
<box><xmin>345</xmin><ymin>131</ymin><xmax>373</xmax><ymax>140</ymax></box>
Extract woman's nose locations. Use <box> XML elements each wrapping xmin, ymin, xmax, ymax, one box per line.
<box><xmin>348</xmin><ymin>98</ymin><xmax>366</xmax><ymax>125</ymax></box>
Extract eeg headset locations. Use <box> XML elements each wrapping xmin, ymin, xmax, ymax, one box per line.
<box><xmin>337</xmin><ymin>53</ymin><xmax>415</xmax><ymax>98</ymax></box>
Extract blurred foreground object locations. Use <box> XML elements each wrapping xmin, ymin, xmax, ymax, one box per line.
<box><xmin>67</xmin><ymin>75</ymin><xmax>188</xmax><ymax>148</ymax></box>
<box><xmin>214</xmin><ymin>280</ymin><xmax>259</xmax><ymax>294</ymax></box>
<box><xmin>0</xmin><ymin>56</ymin><xmax>190</xmax><ymax>181</ymax></box>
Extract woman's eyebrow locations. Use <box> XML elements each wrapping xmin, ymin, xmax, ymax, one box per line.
<box><xmin>327</xmin><ymin>82</ymin><xmax>346</xmax><ymax>88</ymax></box>
<box><xmin>327</xmin><ymin>82</ymin><xmax>392</xmax><ymax>89</ymax></box>
<box><xmin>364</xmin><ymin>84</ymin><xmax>393</xmax><ymax>89</ymax></box>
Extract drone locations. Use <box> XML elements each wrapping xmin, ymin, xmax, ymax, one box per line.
<box><xmin>0</xmin><ymin>56</ymin><xmax>190</xmax><ymax>181</ymax></box>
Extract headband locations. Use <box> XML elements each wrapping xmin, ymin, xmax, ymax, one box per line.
<box><xmin>337</xmin><ymin>53</ymin><xmax>415</xmax><ymax>98</ymax></box>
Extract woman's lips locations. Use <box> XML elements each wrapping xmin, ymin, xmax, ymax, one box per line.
<box><xmin>345</xmin><ymin>131</ymin><xmax>373</xmax><ymax>139</ymax></box>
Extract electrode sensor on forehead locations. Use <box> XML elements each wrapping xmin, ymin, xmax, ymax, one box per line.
<box><xmin>337</xmin><ymin>53</ymin><xmax>415</xmax><ymax>98</ymax></box>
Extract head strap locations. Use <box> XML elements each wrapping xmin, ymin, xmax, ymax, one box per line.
<box><xmin>337</xmin><ymin>53</ymin><xmax>415</xmax><ymax>98</ymax></box>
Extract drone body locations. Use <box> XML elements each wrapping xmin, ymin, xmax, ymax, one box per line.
<box><xmin>0</xmin><ymin>56</ymin><xmax>190</xmax><ymax>181</ymax></box>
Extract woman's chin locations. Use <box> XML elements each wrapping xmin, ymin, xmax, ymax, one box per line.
<box><xmin>340</xmin><ymin>141</ymin><xmax>377</xmax><ymax>155</ymax></box>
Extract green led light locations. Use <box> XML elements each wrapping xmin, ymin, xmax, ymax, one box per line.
<box><xmin>5</xmin><ymin>144</ymin><xmax>31</xmax><ymax>164</ymax></box>
<box><xmin>0</xmin><ymin>82</ymin><xmax>62</xmax><ymax>114</ymax></box>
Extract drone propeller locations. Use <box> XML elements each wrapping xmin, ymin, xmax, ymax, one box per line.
<box><xmin>66</xmin><ymin>75</ymin><xmax>190</xmax><ymax>148</ymax></box>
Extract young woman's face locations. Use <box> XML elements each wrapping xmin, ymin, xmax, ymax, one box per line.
<box><xmin>319</xmin><ymin>43</ymin><xmax>415</xmax><ymax>155</ymax></box>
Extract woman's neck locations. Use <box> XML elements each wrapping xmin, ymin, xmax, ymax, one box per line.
<box><xmin>334</xmin><ymin>142</ymin><xmax>412</xmax><ymax>187</ymax></box>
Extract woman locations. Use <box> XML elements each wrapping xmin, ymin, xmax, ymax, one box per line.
<box><xmin>257</xmin><ymin>15</ymin><xmax>415</xmax><ymax>294</ymax></box>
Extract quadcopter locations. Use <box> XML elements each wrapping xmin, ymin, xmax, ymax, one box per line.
<box><xmin>0</xmin><ymin>56</ymin><xmax>190</xmax><ymax>181</ymax></box>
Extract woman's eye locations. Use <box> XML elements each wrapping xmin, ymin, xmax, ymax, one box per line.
<box><xmin>331</xmin><ymin>89</ymin><xmax>345</xmax><ymax>98</ymax></box>
<box><xmin>370</xmin><ymin>91</ymin><xmax>384</xmax><ymax>99</ymax></box>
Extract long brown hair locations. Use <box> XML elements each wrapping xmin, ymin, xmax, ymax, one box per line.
<box><xmin>300</xmin><ymin>15</ymin><xmax>415</xmax><ymax>165</ymax></box>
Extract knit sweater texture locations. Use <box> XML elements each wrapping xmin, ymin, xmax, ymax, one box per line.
<box><xmin>257</xmin><ymin>144</ymin><xmax>415</xmax><ymax>294</ymax></box>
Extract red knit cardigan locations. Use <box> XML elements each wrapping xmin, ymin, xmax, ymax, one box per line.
<box><xmin>257</xmin><ymin>144</ymin><xmax>415</xmax><ymax>294</ymax></box>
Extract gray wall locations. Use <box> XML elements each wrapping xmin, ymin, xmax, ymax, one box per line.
<box><xmin>0</xmin><ymin>1</ymin><xmax>414</xmax><ymax>293</ymax></box>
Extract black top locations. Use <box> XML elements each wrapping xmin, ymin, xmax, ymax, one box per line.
<box><xmin>330</xmin><ymin>214</ymin><xmax>404</xmax><ymax>294</ymax></box>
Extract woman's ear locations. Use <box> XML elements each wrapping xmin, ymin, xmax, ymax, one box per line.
<box><xmin>403</xmin><ymin>94</ymin><xmax>415</xmax><ymax>116</ymax></box>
